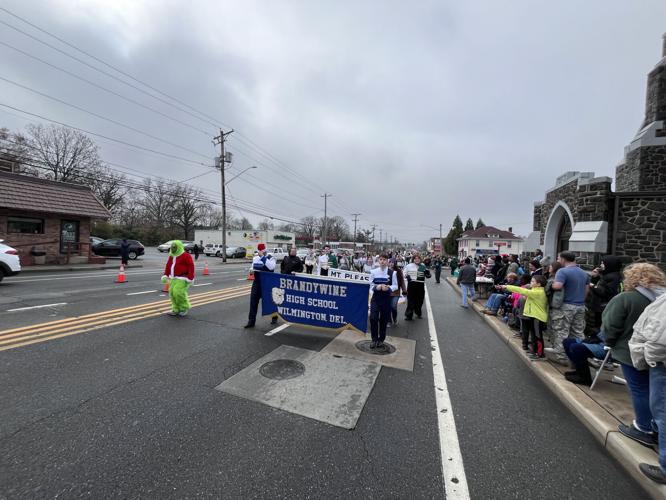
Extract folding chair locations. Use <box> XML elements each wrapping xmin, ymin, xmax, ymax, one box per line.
<box><xmin>590</xmin><ymin>346</ymin><xmax>613</xmax><ymax>391</ymax></box>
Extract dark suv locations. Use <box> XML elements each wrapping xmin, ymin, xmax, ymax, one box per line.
<box><xmin>92</xmin><ymin>239</ymin><xmax>145</xmax><ymax>259</ymax></box>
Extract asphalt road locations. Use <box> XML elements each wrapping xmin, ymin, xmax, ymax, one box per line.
<box><xmin>0</xmin><ymin>269</ymin><xmax>642</xmax><ymax>499</ymax></box>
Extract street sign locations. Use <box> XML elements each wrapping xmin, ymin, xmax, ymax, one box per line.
<box><xmin>493</xmin><ymin>241</ymin><xmax>507</xmax><ymax>247</ymax></box>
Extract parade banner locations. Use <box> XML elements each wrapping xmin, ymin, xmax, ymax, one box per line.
<box><xmin>260</xmin><ymin>272</ymin><xmax>370</xmax><ymax>332</ymax></box>
<box><xmin>326</xmin><ymin>268</ymin><xmax>371</xmax><ymax>282</ymax></box>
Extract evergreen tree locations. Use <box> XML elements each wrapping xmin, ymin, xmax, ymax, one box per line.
<box><xmin>464</xmin><ymin>218</ymin><xmax>474</xmax><ymax>231</ymax></box>
<box><xmin>443</xmin><ymin>215</ymin><xmax>464</xmax><ymax>255</ymax></box>
<box><xmin>475</xmin><ymin>218</ymin><xmax>485</xmax><ymax>229</ymax></box>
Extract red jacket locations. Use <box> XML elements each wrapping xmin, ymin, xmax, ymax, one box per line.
<box><xmin>163</xmin><ymin>252</ymin><xmax>195</xmax><ymax>282</ymax></box>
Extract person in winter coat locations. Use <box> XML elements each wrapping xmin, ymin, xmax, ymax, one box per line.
<box><xmin>604</xmin><ymin>264</ymin><xmax>666</xmax><ymax>449</ymax></box>
<box><xmin>449</xmin><ymin>256</ymin><xmax>459</xmax><ymax>276</ymax></box>
<box><xmin>404</xmin><ymin>254</ymin><xmax>431</xmax><ymax>319</ymax></box>
<box><xmin>120</xmin><ymin>238</ymin><xmax>131</xmax><ymax>266</ymax></box>
<box><xmin>501</xmin><ymin>275</ymin><xmax>548</xmax><ymax>358</ymax></box>
<box><xmin>281</xmin><ymin>247</ymin><xmax>304</xmax><ymax>275</ymax></box>
<box><xmin>161</xmin><ymin>240</ymin><xmax>195</xmax><ymax>316</ymax></box>
<box><xmin>456</xmin><ymin>257</ymin><xmax>477</xmax><ymax>308</ymax></box>
<box><xmin>245</xmin><ymin>243</ymin><xmax>277</xmax><ymax>328</ymax></box>
<box><xmin>390</xmin><ymin>260</ymin><xmax>408</xmax><ymax>325</ymax></box>
<box><xmin>587</xmin><ymin>255</ymin><xmax>623</xmax><ymax>333</ymax></box>
<box><xmin>629</xmin><ymin>285</ymin><xmax>666</xmax><ymax>485</ymax></box>
<box><xmin>432</xmin><ymin>255</ymin><xmax>443</xmax><ymax>284</ymax></box>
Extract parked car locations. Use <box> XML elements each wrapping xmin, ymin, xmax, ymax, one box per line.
<box><xmin>157</xmin><ymin>240</ymin><xmax>174</xmax><ymax>253</ymax></box>
<box><xmin>269</xmin><ymin>248</ymin><xmax>287</xmax><ymax>262</ymax></box>
<box><xmin>90</xmin><ymin>236</ymin><xmax>104</xmax><ymax>247</ymax></box>
<box><xmin>204</xmin><ymin>244</ymin><xmax>223</xmax><ymax>257</ymax></box>
<box><xmin>296</xmin><ymin>248</ymin><xmax>309</xmax><ymax>262</ymax></box>
<box><xmin>0</xmin><ymin>240</ymin><xmax>21</xmax><ymax>282</ymax></box>
<box><xmin>226</xmin><ymin>246</ymin><xmax>247</xmax><ymax>259</ymax></box>
<box><xmin>92</xmin><ymin>239</ymin><xmax>145</xmax><ymax>259</ymax></box>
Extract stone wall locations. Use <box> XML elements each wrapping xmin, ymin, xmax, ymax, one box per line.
<box><xmin>533</xmin><ymin>203</ymin><xmax>542</xmax><ymax>232</ymax></box>
<box><xmin>617</xmin><ymin>146</ymin><xmax>666</xmax><ymax>191</ymax></box>
<box><xmin>0</xmin><ymin>211</ymin><xmax>91</xmax><ymax>264</ymax></box>
<box><xmin>642</xmin><ymin>65</ymin><xmax>666</xmax><ymax>128</ymax></box>
<box><xmin>614</xmin><ymin>195</ymin><xmax>666</xmax><ymax>267</ymax></box>
<box><xmin>536</xmin><ymin>179</ymin><xmax>579</xmax><ymax>239</ymax></box>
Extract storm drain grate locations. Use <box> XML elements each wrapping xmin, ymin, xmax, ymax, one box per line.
<box><xmin>259</xmin><ymin>359</ymin><xmax>306</xmax><ymax>380</ymax></box>
<box><xmin>355</xmin><ymin>340</ymin><xmax>396</xmax><ymax>356</ymax></box>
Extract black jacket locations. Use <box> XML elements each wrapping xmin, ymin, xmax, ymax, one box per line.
<box><xmin>589</xmin><ymin>255</ymin><xmax>623</xmax><ymax>312</ymax></box>
<box><xmin>281</xmin><ymin>255</ymin><xmax>304</xmax><ymax>275</ymax></box>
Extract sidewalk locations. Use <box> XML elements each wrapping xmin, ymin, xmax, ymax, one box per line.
<box><xmin>20</xmin><ymin>263</ymin><xmax>144</xmax><ymax>273</ymax></box>
<box><xmin>446</xmin><ymin>278</ymin><xmax>666</xmax><ymax>499</ymax></box>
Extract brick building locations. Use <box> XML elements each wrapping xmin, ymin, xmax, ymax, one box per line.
<box><xmin>531</xmin><ymin>35</ymin><xmax>666</xmax><ymax>268</ymax></box>
<box><xmin>0</xmin><ymin>172</ymin><xmax>111</xmax><ymax>265</ymax></box>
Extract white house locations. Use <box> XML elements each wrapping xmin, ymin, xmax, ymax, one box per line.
<box><xmin>457</xmin><ymin>226</ymin><xmax>524</xmax><ymax>259</ymax></box>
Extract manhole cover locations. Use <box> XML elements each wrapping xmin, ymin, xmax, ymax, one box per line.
<box><xmin>355</xmin><ymin>340</ymin><xmax>396</xmax><ymax>355</ymax></box>
<box><xmin>259</xmin><ymin>359</ymin><xmax>306</xmax><ymax>380</ymax></box>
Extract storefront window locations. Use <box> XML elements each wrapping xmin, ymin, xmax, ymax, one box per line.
<box><xmin>8</xmin><ymin>216</ymin><xmax>44</xmax><ymax>234</ymax></box>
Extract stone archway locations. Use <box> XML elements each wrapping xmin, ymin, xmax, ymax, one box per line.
<box><xmin>543</xmin><ymin>201</ymin><xmax>575</xmax><ymax>260</ymax></box>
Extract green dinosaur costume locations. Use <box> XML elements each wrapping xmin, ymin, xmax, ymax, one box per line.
<box><xmin>161</xmin><ymin>240</ymin><xmax>195</xmax><ymax>315</ymax></box>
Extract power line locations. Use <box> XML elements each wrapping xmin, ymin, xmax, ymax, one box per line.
<box><xmin>0</xmin><ymin>75</ymin><xmax>212</xmax><ymax>159</ymax></box>
<box><xmin>0</xmin><ymin>40</ymin><xmax>212</xmax><ymax>136</ymax></box>
<box><xmin>0</xmin><ymin>102</ymin><xmax>210</xmax><ymax>166</ymax></box>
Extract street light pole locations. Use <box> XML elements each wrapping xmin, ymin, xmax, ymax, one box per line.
<box><xmin>226</xmin><ymin>166</ymin><xmax>257</xmax><ymax>185</ymax></box>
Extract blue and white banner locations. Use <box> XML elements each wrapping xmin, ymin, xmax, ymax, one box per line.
<box><xmin>260</xmin><ymin>272</ymin><xmax>370</xmax><ymax>332</ymax></box>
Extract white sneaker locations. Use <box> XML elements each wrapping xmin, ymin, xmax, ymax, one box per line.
<box><xmin>178</xmin><ymin>310</ymin><xmax>188</xmax><ymax>317</ymax></box>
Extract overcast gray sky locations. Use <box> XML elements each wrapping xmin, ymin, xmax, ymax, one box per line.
<box><xmin>1</xmin><ymin>0</ymin><xmax>665</xmax><ymax>242</ymax></box>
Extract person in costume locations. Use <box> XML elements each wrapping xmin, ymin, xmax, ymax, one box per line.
<box><xmin>244</xmin><ymin>243</ymin><xmax>277</xmax><ymax>328</ymax></box>
<box><xmin>161</xmin><ymin>240</ymin><xmax>195</xmax><ymax>316</ymax></box>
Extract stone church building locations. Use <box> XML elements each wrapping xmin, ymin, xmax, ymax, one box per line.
<box><xmin>531</xmin><ymin>34</ymin><xmax>666</xmax><ymax>268</ymax></box>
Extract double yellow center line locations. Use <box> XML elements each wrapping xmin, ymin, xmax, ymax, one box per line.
<box><xmin>0</xmin><ymin>284</ymin><xmax>251</xmax><ymax>352</ymax></box>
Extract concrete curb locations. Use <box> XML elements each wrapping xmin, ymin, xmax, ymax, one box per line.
<box><xmin>446</xmin><ymin>278</ymin><xmax>666</xmax><ymax>499</ymax></box>
<box><xmin>20</xmin><ymin>264</ymin><xmax>144</xmax><ymax>273</ymax></box>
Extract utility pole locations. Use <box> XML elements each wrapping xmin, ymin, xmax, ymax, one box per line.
<box><xmin>213</xmin><ymin>128</ymin><xmax>234</xmax><ymax>262</ymax></box>
<box><xmin>379</xmin><ymin>229</ymin><xmax>383</xmax><ymax>250</ymax></box>
<box><xmin>370</xmin><ymin>224</ymin><xmax>377</xmax><ymax>250</ymax></box>
<box><xmin>351</xmin><ymin>213</ymin><xmax>361</xmax><ymax>245</ymax></box>
<box><xmin>321</xmin><ymin>193</ymin><xmax>332</xmax><ymax>245</ymax></box>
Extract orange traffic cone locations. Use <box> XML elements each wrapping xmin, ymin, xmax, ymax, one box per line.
<box><xmin>115</xmin><ymin>264</ymin><xmax>127</xmax><ymax>283</ymax></box>
<box><xmin>162</xmin><ymin>280</ymin><xmax>170</xmax><ymax>293</ymax></box>
<box><xmin>247</xmin><ymin>270</ymin><xmax>254</xmax><ymax>281</ymax></box>
<box><xmin>203</xmin><ymin>260</ymin><xmax>210</xmax><ymax>276</ymax></box>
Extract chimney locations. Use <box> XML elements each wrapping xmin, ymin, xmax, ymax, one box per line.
<box><xmin>508</xmin><ymin>227</ymin><xmax>513</xmax><ymax>233</ymax></box>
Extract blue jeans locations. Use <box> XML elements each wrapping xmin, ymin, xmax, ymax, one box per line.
<box><xmin>460</xmin><ymin>283</ymin><xmax>475</xmax><ymax>307</ymax></box>
<box><xmin>390</xmin><ymin>295</ymin><xmax>400</xmax><ymax>323</ymax></box>
<box><xmin>485</xmin><ymin>293</ymin><xmax>504</xmax><ymax>312</ymax></box>
<box><xmin>621</xmin><ymin>363</ymin><xmax>654</xmax><ymax>433</ymax></box>
<box><xmin>650</xmin><ymin>364</ymin><xmax>666</xmax><ymax>471</ymax></box>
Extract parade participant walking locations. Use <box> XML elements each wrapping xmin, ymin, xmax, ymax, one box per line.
<box><xmin>244</xmin><ymin>243</ymin><xmax>277</xmax><ymax>328</ymax></box>
<box><xmin>390</xmin><ymin>260</ymin><xmax>408</xmax><ymax>325</ymax></box>
<box><xmin>120</xmin><ymin>238</ymin><xmax>130</xmax><ymax>267</ymax></box>
<box><xmin>369</xmin><ymin>253</ymin><xmax>398</xmax><ymax>348</ymax></box>
<box><xmin>545</xmin><ymin>251</ymin><xmax>591</xmax><ymax>365</ymax></box>
<box><xmin>404</xmin><ymin>254</ymin><xmax>431</xmax><ymax>320</ymax></box>
<box><xmin>433</xmin><ymin>255</ymin><xmax>443</xmax><ymax>284</ymax></box>
<box><xmin>449</xmin><ymin>256</ymin><xmax>459</xmax><ymax>276</ymax></box>
<box><xmin>281</xmin><ymin>247</ymin><xmax>304</xmax><ymax>275</ymax></box>
<box><xmin>161</xmin><ymin>240</ymin><xmax>195</xmax><ymax>317</ymax></box>
<box><xmin>317</xmin><ymin>245</ymin><xmax>332</xmax><ymax>276</ymax></box>
<box><xmin>304</xmin><ymin>250</ymin><xmax>316</xmax><ymax>274</ymax></box>
<box><xmin>457</xmin><ymin>257</ymin><xmax>477</xmax><ymax>308</ymax></box>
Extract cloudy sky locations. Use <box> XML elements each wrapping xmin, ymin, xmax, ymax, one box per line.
<box><xmin>1</xmin><ymin>0</ymin><xmax>665</xmax><ymax>242</ymax></box>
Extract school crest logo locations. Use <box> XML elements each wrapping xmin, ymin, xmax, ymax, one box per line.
<box><xmin>271</xmin><ymin>287</ymin><xmax>285</xmax><ymax>305</ymax></box>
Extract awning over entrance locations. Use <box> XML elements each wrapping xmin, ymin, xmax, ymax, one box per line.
<box><xmin>568</xmin><ymin>221</ymin><xmax>608</xmax><ymax>253</ymax></box>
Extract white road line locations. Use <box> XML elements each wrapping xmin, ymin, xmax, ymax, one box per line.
<box><xmin>7</xmin><ymin>302</ymin><xmax>67</xmax><ymax>312</ymax></box>
<box><xmin>192</xmin><ymin>282</ymin><xmax>213</xmax><ymax>287</ymax></box>
<box><xmin>237</xmin><ymin>278</ymin><xmax>249</xmax><ymax>281</ymax></box>
<box><xmin>126</xmin><ymin>290</ymin><xmax>155</xmax><ymax>296</ymax></box>
<box><xmin>265</xmin><ymin>323</ymin><xmax>290</xmax><ymax>337</ymax></box>
<box><xmin>424</xmin><ymin>286</ymin><xmax>470</xmax><ymax>499</ymax></box>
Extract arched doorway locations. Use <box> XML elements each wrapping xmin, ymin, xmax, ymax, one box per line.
<box><xmin>543</xmin><ymin>201</ymin><xmax>575</xmax><ymax>259</ymax></box>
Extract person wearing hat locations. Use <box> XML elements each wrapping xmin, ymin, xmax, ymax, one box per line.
<box><xmin>244</xmin><ymin>243</ymin><xmax>277</xmax><ymax>328</ymax></box>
